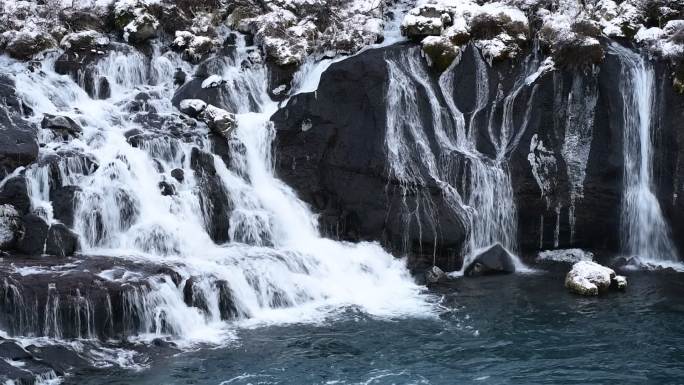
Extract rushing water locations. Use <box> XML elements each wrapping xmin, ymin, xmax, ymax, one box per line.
<box><xmin>71</xmin><ymin>267</ymin><xmax>684</xmax><ymax>384</ymax></box>
<box><xmin>2</xmin><ymin>32</ymin><xmax>432</xmax><ymax>350</ymax></box>
<box><xmin>611</xmin><ymin>44</ymin><xmax>678</xmax><ymax>263</ymax></box>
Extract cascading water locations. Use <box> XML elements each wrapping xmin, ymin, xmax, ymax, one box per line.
<box><xmin>384</xmin><ymin>45</ymin><xmax>541</xmax><ymax>271</ymax></box>
<box><xmin>2</xmin><ymin>30</ymin><xmax>433</xmax><ymax>351</ymax></box>
<box><xmin>612</xmin><ymin>43</ymin><xmax>678</xmax><ymax>263</ymax></box>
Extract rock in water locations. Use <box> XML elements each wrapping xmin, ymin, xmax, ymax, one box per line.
<box><xmin>465</xmin><ymin>243</ymin><xmax>516</xmax><ymax>277</ymax></box>
<box><xmin>425</xmin><ymin>265</ymin><xmax>447</xmax><ymax>285</ymax></box>
<box><xmin>45</xmin><ymin>224</ymin><xmax>79</xmax><ymax>257</ymax></box>
<box><xmin>612</xmin><ymin>275</ymin><xmax>627</xmax><ymax>290</ymax></box>
<box><xmin>564</xmin><ymin>261</ymin><xmax>627</xmax><ymax>296</ymax></box>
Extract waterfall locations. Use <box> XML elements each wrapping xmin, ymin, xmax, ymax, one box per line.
<box><xmin>383</xmin><ymin>46</ymin><xmax>540</xmax><ymax>271</ymax></box>
<box><xmin>612</xmin><ymin>44</ymin><xmax>678</xmax><ymax>263</ymax></box>
<box><xmin>2</xmin><ymin>33</ymin><xmax>433</xmax><ymax>347</ymax></box>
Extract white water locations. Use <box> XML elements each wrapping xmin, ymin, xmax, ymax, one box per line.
<box><xmin>612</xmin><ymin>43</ymin><xmax>679</xmax><ymax>264</ymax></box>
<box><xmin>2</xmin><ymin>33</ymin><xmax>433</xmax><ymax>348</ymax></box>
<box><xmin>384</xmin><ymin>46</ymin><xmax>541</xmax><ymax>272</ymax></box>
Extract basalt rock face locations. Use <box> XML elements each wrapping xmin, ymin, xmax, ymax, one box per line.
<box><xmin>273</xmin><ymin>42</ymin><xmax>684</xmax><ymax>267</ymax></box>
<box><xmin>273</xmin><ymin>44</ymin><xmax>468</xmax><ymax>271</ymax></box>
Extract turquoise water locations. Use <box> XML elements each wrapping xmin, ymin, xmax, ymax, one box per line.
<box><xmin>72</xmin><ymin>267</ymin><xmax>684</xmax><ymax>384</ymax></box>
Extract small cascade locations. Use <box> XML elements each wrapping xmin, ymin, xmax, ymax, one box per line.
<box><xmin>383</xmin><ymin>45</ymin><xmax>541</xmax><ymax>271</ymax></box>
<box><xmin>611</xmin><ymin>44</ymin><xmax>678</xmax><ymax>263</ymax></box>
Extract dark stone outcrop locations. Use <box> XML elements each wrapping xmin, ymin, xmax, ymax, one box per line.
<box><xmin>41</xmin><ymin>114</ymin><xmax>83</xmax><ymax>139</ymax></box>
<box><xmin>0</xmin><ymin>76</ymin><xmax>39</xmax><ymax>179</ymax></box>
<box><xmin>16</xmin><ymin>214</ymin><xmax>49</xmax><ymax>255</ymax></box>
<box><xmin>50</xmin><ymin>186</ymin><xmax>81</xmax><ymax>227</ymax></box>
<box><xmin>272</xmin><ymin>44</ymin><xmax>466</xmax><ymax>270</ymax></box>
<box><xmin>464</xmin><ymin>243</ymin><xmax>516</xmax><ymax>277</ymax></box>
<box><xmin>0</xmin><ymin>177</ymin><xmax>31</xmax><ymax>215</ymax></box>
<box><xmin>45</xmin><ymin>224</ymin><xmax>79</xmax><ymax>257</ymax></box>
<box><xmin>190</xmin><ymin>147</ymin><xmax>233</xmax><ymax>243</ymax></box>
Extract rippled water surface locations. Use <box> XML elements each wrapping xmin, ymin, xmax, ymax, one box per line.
<box><xmin>72</xmin><ymin>268</ymin><xmax>684</xmax><ymax>384</ymax></box>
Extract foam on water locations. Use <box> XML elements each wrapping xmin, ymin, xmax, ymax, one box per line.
<box><xmin>1</xmin><ymin>31</ymin><xmax>435</xmax><ymax>352</ymax></box>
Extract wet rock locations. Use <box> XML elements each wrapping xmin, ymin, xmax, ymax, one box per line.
<box><xmin>612</xmin><ymin>275</ymin><xmax>628</xmax><ymax>290</ymax></box>
<box><xmin>41</xmin><ymin>114</ymin><xmax>82</xmax><ymax>138</ymax></box>
<box><xmin>200</xmin><ymin>105</ymin><xmax>236</xmax><ymax>138</ymax></box>
<box><xmin>0</xmin><ymin>204</ymin><xmax>21</xmax><ymax>250</ymax></box>
<box><xmin>158</xmin><ymin>181</ymin><xmax>176</xmax><ymax>196</ymax></box>
<box><xmin>17</xmin><ymin>214</ymin><xmax>49</xmax><ymax>256</ymax></box>
<box><xmin>425</xmin><ymin>265</ymin><xmax>447</xmax><ymax>285</ymax></box>
<box><xmin>98</xmin><ymin>77</ymin><xmax>111</xmax><ymax>99</ymax></box>
<box><xmin>179</xmin><ymin>98</ymin><xmax>207</xmax><ymax>118</ymax></box>
<box><xmin>190</xmin><ymin>147</ymin><xmax>233</xmax><ymax>243</ymax></box>
<box><xmin>50</xmin><ymin>186</ymin><xmax>81</xmax><ymax>227</ymax></box>
<box><xmin>0</xmin><ymin>177</ymin><xmax>31</xmax><ymax>215</ymax></box>
<box><xmin>174</xmin><ymin>68</ymin><xmax>187</xmax><ymax>86</ymax></box>
<box><xmin>0</xmin><ymin>77</ymin><xmax>39</xmax><ymax>177</ymax></box>
<box><xmin>0</xmin><ymin>341</ymin><xmax>31</xmax><ymax>360</ymax></box>
<box><xmin>171</xmin><ymin>168</ymin><xmax>184</xmax><ymax>182</ymax></box>
<box><xmin>26</xmin><ymin>344</ymin><xmax>90</xmax><ymax>375</ymax></box>
<box><xmin>123</xmin><ymin>12</ymin><xmax>159</xmax><ymax>44</ymax></box>
<box><xmin>464</xmin><ymin>243</ymin><xmax>517</xmax><ymax>277</ymax></box>
<box><xmin>45</xmin><ymin>224</ymin><xmax>79</xmax><ymax>257</ymax></box>
<box><xmin>565</xmin><ymin>261</ymin><xmax>616</xmax><ymax>296</ymax></box>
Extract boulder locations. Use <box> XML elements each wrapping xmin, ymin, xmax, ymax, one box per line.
<box><xmin>464</xmin><ymin>243</ymin><xmax>517</xmax><ymax>277</ymax></box>
<box><xmin>0</xmin><ymin>204</ymin><xmax>21</xmax><ymax>250</ymax></box>
<box><xmin>172</xmin><ymin>31</ymin><xmax>216</xmax><ymax>63</ymax></box>
<box><xmin>179</xmin><ymin>99</ymin><xmax>207</xmax><ymax>118</ymax></box>
<box><xmin>0</xmin><ymin>126</ymin><xmax>39</xmax><ymax>179</ymax></box>
<box><xmin>200</xmin><ymin>105</ymin><xmax>236</xmax><ymax>138</ymax></box>
<box><xmin>171</xmin><ymin>168</ymin><xmax>184</xmax><ymax>183</ymax></box>
<box><xmin>123</xmin><ymin>12</ymin><xmax>159</xmax><ymax>43</ymax></box>
<box><xmin>564</xmin><ymin>261</ymin><xmax>624</xmax><ymax>296</ymax></box>
<box><xmin>50</xmin><ymin>186</ymin><xmax>81</xmax><ymax>227</ymax></box>
<box><xmin>0</xmin><ymin>177</ymin><xmax>31</xmax><ymax>215</ymax></box>
<box><xmin>41</xmin><ymin>114</ymin><xmax>82</xmax><ymax>139</ymax></box>
<box><xmin>421</xmin><ymin>35</ymin><xmax>460</xmax><ymax>72</ymax></box>
<box><xmin>16</xmin><ymin>214</ymin><xmax>49</xmax><ymax>255</ymax></box>
<box><xmin>59</xmin><ymin>30</ymin><xmax>110</xmax><ymax>52</ymax></box>
<box><xmin>425</xmin><ymin>265</ymin><xmax>447</xmax><ymax>285</ymax></box>
<box><xmin>4</xmin><ymin>30</ymin><xmax>56</xmax><ymax>60</ymax></box>
<box><xmin>158</xmin><ymin>181</ymin><xmax>176</xmax><ymax>196</ymax></box>
<box><xmin>45</xmin><ymin>224</ymin><xmax>79</xmax><ymax>257</ymax></box>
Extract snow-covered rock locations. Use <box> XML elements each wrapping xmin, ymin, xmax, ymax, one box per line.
<box><xmin>421</xmin><ymin>35</ymin><xmax>460</xmax><ymax>71</ymax></box>
<box><xmin>425</xmin><ymin>265</ymin><xmax>447</xmax><ymax>285</ymax></box>
<box><xmin>401</xmin><ymin>1</ymin><xmax>529</xmax><ymax>64</ymax></box>
<box><xmin>3</xmin><ymin>29</ymin><xmax>56</xmax><ymax>60</ymax></box>
<box><xmin>179</xmin><ymin>99</ymin><xmax>207</xmax><ymax>118</ymax></box>
<box><xmin>200</xmin><ymin>105</ymin><xmax>235</xmax><ymax>138</ymax></box>
<box><xmin>60</xmin><ymin>30</ymin><xmax>110</xmax><ymax>51</ymax></box>
<box><xmin>538</xmin><ymin>13</ymin><xmax>604</xmax><ymax>68</ymax></box>
<box><xmin>173</xmin><ymin>31</ymin><xmax>216</xmax><ymax>63</ymax></box>
<box><xmin>401</xmin><ymin>5</ymin><xmax>452</xmax><ymax>39</ymax></box>
<box><xmin>565</xmin><ymin>261</ymin><xmax>627</xmax><ymax>296</ymax></box>
<box><xmin>537</xmin><ymin>249</ymin><xmax>594</xmax><ymax>264</ymax></box>
<box><xmin>201</xmin><ymin>75</ymin><xmax>224</xmax><ymax>89</ymax></box>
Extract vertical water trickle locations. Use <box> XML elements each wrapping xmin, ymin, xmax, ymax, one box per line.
<box><xmin>384</xmin><ymin>46</ymin><xmax>540</xmax><ymax>270</ymax></box>
<box><xmin>612</xmin><ymin>44</ymin><xmax>678</xmax><ymax>262</ymax></box>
